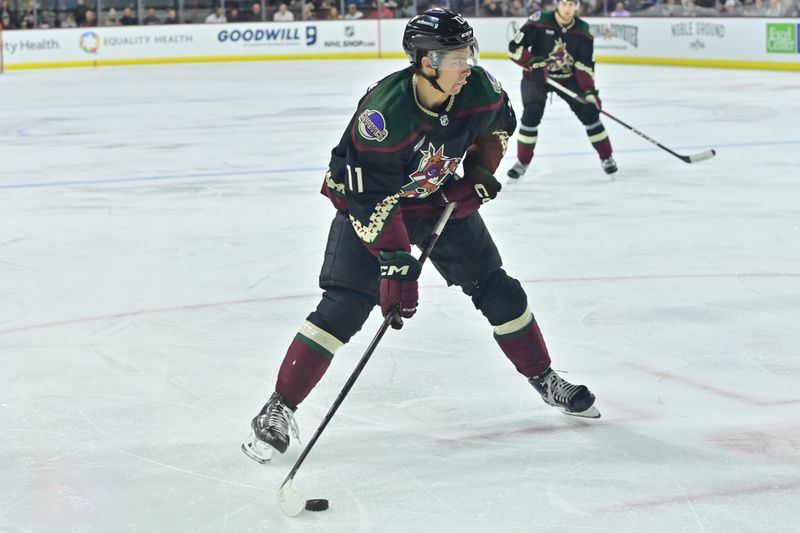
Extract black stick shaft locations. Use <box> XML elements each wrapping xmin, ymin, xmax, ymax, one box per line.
<box><xmin>280</xmin><ymin>202</ymin><xmax>457</xmax><ymax>488</ymax></box>
<box><xmin>545</xmin><ymin>77</ymin><xmax>694</xmax><ymax>163</ymax></box>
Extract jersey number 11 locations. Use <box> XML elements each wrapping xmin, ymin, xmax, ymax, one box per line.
<box><xmin>347</xmin><ymin>165</ymin><xmax>364</xmax><ymax>193</ymax></box>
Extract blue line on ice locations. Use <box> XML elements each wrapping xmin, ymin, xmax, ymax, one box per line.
<box><xmin>2</xmin><ymin>139</ymin><xmax>799</xmax><ymax>191</ymax></box>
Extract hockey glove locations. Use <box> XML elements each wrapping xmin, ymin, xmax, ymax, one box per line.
<box><xmin>379</xmin><ymin>251</ymin><xmax>422</xmax><ymax>323</ymax></box>
<box><xmin>526</xmin><ymin>56</ymin><xmax>552</xmax><ymax>84</ymax></box>
<box><xmin>438</xmin><ymin>173</ymin><xmax>502</xmax><ymax>219</ymax></box>
<box><xmin>581</xmin><ymin>90</ymin><xmax>602</xmax><ymax>111</ymax></box>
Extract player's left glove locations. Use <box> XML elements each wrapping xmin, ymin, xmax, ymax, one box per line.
<box><xmin>581</xmin><ymin>90</ymin><xmax>602</xmax><ymax>111</ymax></box>
<box><xmin>437</xmin><ymin>173</ymin><xmax>502</xmax><ymax>219</ymax></box>
<box><xmin>379</xmin><ymin>251</ymin><xmax>422</xmax><ymax>325</ymax></box>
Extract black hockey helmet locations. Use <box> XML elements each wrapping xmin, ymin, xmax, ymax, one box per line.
<box><xmin>402</xmin><ymin>8</ymin><xmax>476</xmax><ymax>68</ymax></box>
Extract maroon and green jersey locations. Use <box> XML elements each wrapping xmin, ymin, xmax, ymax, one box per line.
<box><xmin>321</xmin><ymin>65</ymin><xmax>516</xmax><ymax>255</ymax></box>
<box><xmin>508</xmin><ymin>10</ymin><xmax>596</xmax><ymax>91</ymax></box>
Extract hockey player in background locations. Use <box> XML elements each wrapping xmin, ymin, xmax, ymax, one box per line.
<box><xmin>242</xmin><ymin>8</ymin><xmax>599</xmax><ymax>464</ymax></box>
<box><xmin>507</xmin><ymin>0</ymin><xmax>617</xmax><ymax>179</ymax></box>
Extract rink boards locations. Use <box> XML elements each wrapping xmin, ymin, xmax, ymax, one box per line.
<box><xmin>1</xmin><ymin>17</ymin><xmax>799</xmax><ymax>71</ymax></box>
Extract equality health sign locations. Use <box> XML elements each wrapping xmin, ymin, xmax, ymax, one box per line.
<box><xmin>2</xmin><ymin>22</ymin><xmax>380</xmax><ymax>68</ymax></box>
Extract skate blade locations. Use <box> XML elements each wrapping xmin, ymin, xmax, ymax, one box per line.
<box><xmin>562</xmin><ymin>405</ymin><xmax>601</xmax><ymax>419</ymax></box>
<box><xmin>241</xmin><ymin>437</ymin><xmax>275</xmax><ymax>464</ymax></box>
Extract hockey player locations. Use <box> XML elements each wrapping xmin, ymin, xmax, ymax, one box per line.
<box><xmin>242</xmin><ymin>8</ymin><xmax>599</xmax><ymax>464</ymax></box>
<box><xmin>507</xmin><ymin>0</ymin><xmax>617</xmax><ymax>179</ymax></box>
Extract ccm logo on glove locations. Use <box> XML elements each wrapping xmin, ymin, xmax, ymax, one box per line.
<box><xmin>378</xmin><ymin>251</ymin><xmax>422</xmax><ymax>321</ymax></box>
<box><xmin>381</xmin><ymin>264</ymin><xmax>413</xmax><ymax>277</ymax></box>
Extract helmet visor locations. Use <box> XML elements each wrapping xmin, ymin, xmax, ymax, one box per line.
<box><xmin>427</xmin><ymin>42</ymin><xmax>480</xmax><ymax>71</ymax></box>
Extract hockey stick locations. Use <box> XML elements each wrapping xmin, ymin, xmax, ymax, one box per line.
<box><xmin>546</xmin><ymin>78</ymin><xmax>716</xmax><ymax>164</ymax></box>
<box><xmin>278</xmin><ymin>201</ymin><xmax>458</xmax><ymax>517</ymax></box>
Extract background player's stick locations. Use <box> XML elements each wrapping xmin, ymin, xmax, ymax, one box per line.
<box><xmin>278</xmin><ymin>201</ymin><xmax>458</xmax><ymax>517</ymax></box>
<box><xmin>546</xmin><ymin>78</ymin><xmax>716</xmax><ymax>164</ymax></box>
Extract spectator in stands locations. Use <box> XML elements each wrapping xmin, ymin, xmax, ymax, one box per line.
<box><xmin>302</xmin><ymin>2</ymin><xmax>316</xmax><ymax>19</ymax></box>
<box><xmin>164</xmin><ymin>8</ymin><xmax>179</xmax><ymax>23</ymax></box>
<box><xmin>249</xmin><ymin>2</ymin><xmax>263</xmax><ymax>21</ymax></box>
<box><xmin>80</xmin><ymin>8</ymin><xmax>96</xmax><ymax>25</ymax></box>
<box><xmin>105</xmin><ymin>7</ymin><xmax>120</xmax><ymax>25</ymax></box>
<box><xmin>143</xmin><ymin>7</ymin><xmax>160</xmax><ymax>24</ymax></box>
<box><xmin>1</xmin><ymin>0</ymin><xmax>19</xmax><ymax>30</ymax></box>
<box><xmin>657</xmin><ymin>0</ymin><xmax>682</xmax><ymax>15</ymax></box>
<box><xmin>482</xmin><ymin>0</ymin><xmax>503</xmax><ymax>16</ymax></box>
<box><xmin>578</xmin><ymin>0</ymin><xmax>599</xmax><ymax>15</ymax></box>
<box><xmin>610</xmin><ymin>1</ymin><xmax>630</xmax><ymax>14</ymax></box>
<box><xmin>61</xmin><ymin>11</ymin><xmax>77</xmax><ymax>27</ymax></box>
<box><xmin>505</xmin><ymin>0</ymin><xmax>525</xmax><ymax>15</ymax></box>
<box><xmin>367</xmin><ymin>0</ymin><xmax>395</xmax><ymax>18</ymax></box>
<box><xmin>120</xmin><ymin>6</ymin><xmax>138</xmax><ymax>25</ymax></box>
<box><xmin>228</xmin><ymin>6</ymin><xmax>242</xmax><ymax>21</ymax></box>
<box><xmin>273</xmin><ymin>2</ymin><xmax>294</xmax><ymax>20</ymax></box>
<box><xmin>36</xmin><ymin>10</ymin><xmax>52</xmax><ymax>27</ymax></box>
<box><xmin>20</xmin><ymin>1</ymin><xmax>35</xmax><ymax>29</ymax></box>
<box><xmin>781</xmin><ymin>0</ymin><xmax>798</xmax><ymax>15</ymax></box>
<box><xmin>328</xmin><ymin>5</ymin><xmax>342</xmax><ymax>18</ymax></box>
<box><xmin>206</xmin><ymin>5</ymin><xmax>227</xmax><ymax>22</ymax></box>
<box><xmin>743</xmin><ymin>0</ymin><xmax>766</xmax><ymax>14</ymax></box>
<box><xmin>526</xmin><ymin>0</ymin><xmax>543</xmax><ymax>13</ymax></box>
<box><xmin>682</xmin><ymin>0</ymin><xmax>699</xmax><ymax>15</ymax></box>
<box><xmin>397</xmin><ymin>0</ymin><xmax>415</xmax><ymax>17</ymax></box>
<box><xmin>764</xmin><ymin>0</ymin><xmax>783</xmax><ymax>13</ymax></box>
<box><xmin>73</xmin><ymin>0</ymin><xmax>87</xmax><ymax>26</ymax></box>
<box><xmin>344</xmin><ymin>2</ymin><xmax>364</xmax><ymax>18</ymax></box>
<box><xmin>721</xmin><ymin>0</ymin><xmax>741</xmax><ymax>14</ymax></box>
<box><xmin>20</xmin><ymin>13</ymin><xmax>34</xmax><ymax>28</ymax></box>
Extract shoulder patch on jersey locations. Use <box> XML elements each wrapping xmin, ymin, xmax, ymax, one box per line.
<box><xmin>357</xmin><ymin>109</ymin><xmax>389</xmax><ymax>142</ymax></box>
<box><xmin>484</xmin><ymin>69</ymin><xmax>503</xmax><ymax>94</ymax></box>
<box><xmin>530</xmin><ymin>10</ymin><xmax>541</xmax><ymax>21</ymax></box>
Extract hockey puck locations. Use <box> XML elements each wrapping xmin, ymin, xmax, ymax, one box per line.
<box><xmin>304</xmin><ymin>499</ymin><xmax>329</xmax><ymax>512</ymax></box>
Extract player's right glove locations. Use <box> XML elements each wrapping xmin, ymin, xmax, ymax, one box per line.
<box><xmin>526</xmin><ymin>55</ymin><xmax>552</xmax><ymax>84</ymax></box>
<box><xmin>379</xmin><ymin>251</ymin><xmax>422</xmax><ymax>323</ymax></box>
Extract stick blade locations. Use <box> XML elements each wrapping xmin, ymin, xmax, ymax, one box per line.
<box><xmin>686</xmin><ymin>149</ymin><xmax>716</xmax><ymax>163</ymax></box>
<box><xmin>278</xmin><ymin>480</ymin><xmax>306</xmax><ymax>517</ymax></box>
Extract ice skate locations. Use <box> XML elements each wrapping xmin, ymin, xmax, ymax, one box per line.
<box><xmin>601</xmin><ymin>156</ymin><xmax>618</xmax><ymax>175</ymax></box>
<box><xmin>507</xmin><ymin>161</ymin><xmax>529</xmax><ymax>180</ymax></box>
<box><xmin>241</xmin><ymin>392</ymin><xmax>299</xmax><ymax>464</ymax></box>
<box><xmin>529</xmin><ymin>368</ymin><xmax>600</xmax><ymax>418</ymax></box>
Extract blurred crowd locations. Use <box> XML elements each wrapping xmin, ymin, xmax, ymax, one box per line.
<box><xmin>2</xmin><ymin>0</ymin><xmax>798</xmax><ymax>30</ymax></box>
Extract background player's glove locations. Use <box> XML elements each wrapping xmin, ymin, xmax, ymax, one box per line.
<box><xmin>582</xmin><ymin>90</ymin><xmax>602</xmax><ymax>111</ymax></box>
<box><xmin>526</xmin><ymin>55</ymin><xmax>550</xmax><ymax>70</ymax></box>
<box><xmin>379</xmin><ymin>251</ymin><xmax>422</xmax><ymax>322</ymax></box>
<box><xmin>526</xmin><ymin>56</ymin><xmax>552</xmax><ymax>84</ymax></box>
<box><xmin>437</xmin><ymin>173</ymin><xmax>501</xmax><ymax>219</ymax></box>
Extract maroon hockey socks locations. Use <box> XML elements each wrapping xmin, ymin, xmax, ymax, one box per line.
<box><xmin>275</xmin><ymin>321</ymin><xmax>343</xmax><ymax>408</ymax></box>
<box><xmin>493</xmin><ymin>309</ymin><xmax>552</xmax><ymax>379</ymax></box>
<box><xmin>587</xmin><ymin>122</ymin><xmax>613</xmax><ymax>160</ymax></box>
<box><xmin>516</xmin><ymin>140</ymin><xmax>535</xmax><ymax>166</ymax></box>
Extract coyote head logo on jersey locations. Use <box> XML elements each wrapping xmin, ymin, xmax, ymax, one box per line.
<box><xmin>400</xmin><ymin>144</ymin><xmax>460</xmax><ymax>199</ymax></box>
<box><xmin>547</xmin><ymin>38</ymin><xmax>575</xmax><ymax>77</ymax></box>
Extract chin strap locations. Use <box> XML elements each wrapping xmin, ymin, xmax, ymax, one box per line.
<box><xmin>414</xmin><ymin>65</ymin><xmax>446</xmax><ymax>94</ymax></box>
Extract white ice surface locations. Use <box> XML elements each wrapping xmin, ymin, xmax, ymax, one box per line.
<box><xmin>1</xmin><ymin>60</ymin><xmax>799</xmax><ymax>533</ymax></box>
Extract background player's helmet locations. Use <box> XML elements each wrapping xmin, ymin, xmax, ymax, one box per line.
<box><xmin>402</xmin><ymin>8</ymin><xmax>477</xmax><ymax>68</ymax></box>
